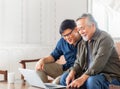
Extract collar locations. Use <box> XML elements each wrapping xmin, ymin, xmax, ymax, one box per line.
<box><xmin>89</xmin><ymin>28</ymin><xmax>101</xmax><ymax>42</ymax></box>
<box><xmin>75</xmin><ymin>37</ymin><xmax>82</xmax><ymax>47</ymax></box>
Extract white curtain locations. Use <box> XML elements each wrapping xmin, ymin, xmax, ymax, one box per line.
<box><xmin>91</xmin><ymin>0</ymin><xmax>120</xmax><ymax>38</ymax></box>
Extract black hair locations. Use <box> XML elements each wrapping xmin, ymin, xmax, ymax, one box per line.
<box><xmin>59</xmin><ymin>19</ymin><xmax>76</xmax><ymax>34</ymax></box>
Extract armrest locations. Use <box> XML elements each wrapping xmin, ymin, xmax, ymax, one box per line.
<box><xmin>0</xmin><ymin>70</ymin><xmax>7</xmax><ymax>81</ymax></box>
<box><xmin>19</xmin><ymin>59</ymin><xmax>40</xmax><ymax>69</ymax></box>
<box><xmin>19</xmin><ymin>56</ymin><xmax>66</xmax><ymax>69</ymax></box>
<box><xmin>19</xmin><ymin>59</ymin><xmax>40</xmax><ymax>79</ymax></box>
<box><xmin>19</xmin><ymin>56</ymin><xmax>66</xmax><ymax>80</ymax></box>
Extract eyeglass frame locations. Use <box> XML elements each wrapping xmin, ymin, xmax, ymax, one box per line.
<box><xmin>77</xmin><ymin>25</ymin><xmax>86</xmax><ymax>32</ymax></box>
<box><xmin>61</xmin><ymin>30</ymin><xmax>74</xmax><ymax>38</ymax></box>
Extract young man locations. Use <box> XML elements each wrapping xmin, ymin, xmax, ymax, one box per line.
<box><xmin>35</xmin><ymin>19</ymin><xmax>81</xmax><ymax>83</ymax></box>
<box><xmin>60</xmin><ymin>13</ymin><xmax>120</xmax><ymax>89</ymax></box>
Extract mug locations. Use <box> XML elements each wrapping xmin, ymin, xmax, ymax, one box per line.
<box><xmin>7</xmin><ymin>72</ymin><xmax>15</xmax><ymax>83</ymax></box>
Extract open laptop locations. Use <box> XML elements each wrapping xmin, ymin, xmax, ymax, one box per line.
<box><xmin>19</xmin><ymin>68</ymin><xmax>66</xmax><ymax>89</ymax></box>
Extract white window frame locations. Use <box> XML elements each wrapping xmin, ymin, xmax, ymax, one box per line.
<box><xmin>88</xmin><ymin>0</ymin><xmax>120</xmax><ymax>40</ymax></box>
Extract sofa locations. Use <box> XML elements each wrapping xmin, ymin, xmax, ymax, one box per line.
<box><xmin>19</xmin><ymin>42</ymin><xmax>120</xmax><ymax>88</ymax></box>
<box><xmin>109</xmin><ymin>42</ymin><xmax>120</xmax><ymax>89</ymax></box>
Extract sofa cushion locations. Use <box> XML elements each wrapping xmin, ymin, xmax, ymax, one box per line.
<box><xmin>115</xmin><ymin>42</ymin><xmax>120</xmax><ymax>60</ymax></box>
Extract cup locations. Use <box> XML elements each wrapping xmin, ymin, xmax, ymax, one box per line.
<box><xmin>8</xmin><ymin>72</ymin><xmax>15</xmax><ymax>84</ymax></box>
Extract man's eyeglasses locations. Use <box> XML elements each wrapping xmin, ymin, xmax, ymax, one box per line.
<box><xmin>78</xmin><ymin>25</ymin><xmax>88</xmax><ymax>31</ymax></box>
<box><xmin>78</xmin><ymin>26</ymin><xmax>85</xmax><ymax>31</ymax></box>
<box><xmin>61</xmin><ymin>30</ymin><xmax>73</xmax><ymax>38</ymax></box>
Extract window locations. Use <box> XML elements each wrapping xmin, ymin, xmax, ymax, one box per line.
<box><xmin>88</xmin><ymin>0</ymin><xmax>120</xmax><ymax>39</ymax></box>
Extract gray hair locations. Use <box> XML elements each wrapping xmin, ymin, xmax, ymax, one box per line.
<box><xmin>76</xmin><ymin>13</ymin><xmax>98</xmax><ymax>28</ymax></box>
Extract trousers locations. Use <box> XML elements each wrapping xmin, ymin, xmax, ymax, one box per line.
<box><xmin>60</xmin><ymin>71</ymin><xmax>120</xmax><ymax>89</ymax></box>
<box><xmin>36</xmin><ymin>63</ymin><xmax>63</xmax><ymax>82</ymax></box>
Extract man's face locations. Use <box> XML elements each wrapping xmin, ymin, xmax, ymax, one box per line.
<box><xmin>76</xmin><ymin>18</ymin><xmax>95</xmax><ymax>41</ymax></box>
<box><xmin>61</xmin><ymin>28</ymin><xmax>78</xmax><ymax>45</ymax></box>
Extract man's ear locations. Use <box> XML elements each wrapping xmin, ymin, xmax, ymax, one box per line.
<box><xmin>91</xmin><ymin>23</ymin><xmax>95</xmax><ymax>27</ymax></box>
<box><xmin>75</xmin><ymin>27</ymin><xmax>79</xmax><ymax>32</ymax></box>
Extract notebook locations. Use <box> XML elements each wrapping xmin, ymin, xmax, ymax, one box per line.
<box><xmin>19</xmin><ymin>68</ymin><xmax>66</xmax><ymax>89</ymax></box>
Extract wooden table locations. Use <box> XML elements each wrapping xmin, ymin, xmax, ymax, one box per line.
<box><xmin>0</xmin><ymin>80</ymin><xmax>41</xmax><ymax>89</ymax></box>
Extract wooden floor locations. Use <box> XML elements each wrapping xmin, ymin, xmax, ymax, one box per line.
<box><xmin>0</xmin><ymin>80</ymin><xmax>41</xmax><ymax>89</ymax></box>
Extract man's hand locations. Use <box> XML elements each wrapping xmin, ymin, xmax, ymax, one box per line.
<box><xmin>66</xmin><ymin>70</ymin><xmax>75</xmax><ymax>86</ymax></box>
<box><xmin>68</xmin><ymin>74</ymin><xmax>89</xmax><ymax>88</ymax></box>
<box><xmin>35</xmin><ymin>58</ymin><xmax>45</xmax><ymax>71</ymax></box>
<box><xmin>35</xmin><ymin>56</ymin><xmax>55</xmax><ymax>71</ymax></box>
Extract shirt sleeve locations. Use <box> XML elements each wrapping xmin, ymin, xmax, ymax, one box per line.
<box><xmin>50</xmin><ymin>39</ymin><xmax>63</xmax><ymax>61</ymax></box>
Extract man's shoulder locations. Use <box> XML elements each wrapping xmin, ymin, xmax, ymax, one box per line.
<box><xmin>99</xmin><ymin>30</ymin><xmax>111</xmax><ymax>37</ymax></box>
<box><xmin>97</xmin><ymin>29</ymin><xmax>113</xmax><ymax>41</ymax></box>
<box><xmin>58</xmin><ymin>38</ymin><xmax>68</xmax><ymax>44</ymax></box>
<box><xmin>56</xmin><ymin>38</ymin><xmax>69</xmax><ymax>48</ymax></box>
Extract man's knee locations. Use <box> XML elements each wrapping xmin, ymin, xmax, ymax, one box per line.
<box><xmin>86</xmin><ymin>74</ymin><xmax>106</xmax><ymax>89</ymax></box>
<box><xmin>86</xmin><ymin>76</ymin><xmax>98</xmax><ymax>86</ymax></box>
<box><xmin>52</xmin><ymin>76</ymin><xmax>61</xmax><ymax>84</ymax></box>
<box><xmin>36</xmin><ymin>70</ymin><xmax>48</xmax><ymax>82</ymax></box>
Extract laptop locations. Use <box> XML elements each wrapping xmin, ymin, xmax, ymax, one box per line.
<box><xmin>19</xmin><ymin>68</ymin><xmax>66</xmax><ymax>89</ymax></box>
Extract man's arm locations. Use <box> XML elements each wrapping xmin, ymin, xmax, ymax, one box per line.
<box><xmin>40</xmin><ymin>55</ymin><xmax>55</xmax><ymax>63</ymax></box>
<box><xmin>66</xmin><ymin>70</ymin><xmax>76</xmax><ymax>86</ymax></box>
<box><xmin>35</xmin><ymin>55</ymin><xmax>55</xmax><ymax>70</ymax></box>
